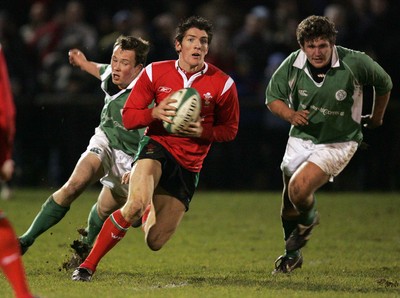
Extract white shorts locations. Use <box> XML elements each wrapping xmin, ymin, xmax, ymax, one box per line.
<box><xmin>281</xmin><ymin>137</ymin><xmax>358</xmax><ymax>182</ymax></box>
<box><xmin>81</xmin><ymin>127</ymin><xmax>134</xmax><ymax>197</ymax></box>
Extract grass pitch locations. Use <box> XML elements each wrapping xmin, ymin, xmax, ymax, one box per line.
<box><xmin>0</xmin><ymin>189</ymin><xmax>399</xmax><ymax>297</ymax></box>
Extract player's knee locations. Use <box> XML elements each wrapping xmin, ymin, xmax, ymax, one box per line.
<box><xmin>146</xmin><ymin>234</ymin><xmax>164</xmax><ymax>251</ymax></box>
<box><xmin>121</xmin><ymin>199</ymin><xmax>147</xmax><ymax>222</ymax></box>
<box><xmin>60</xmin><ymin>180</ymin><xmax>86</xmax><ymax>199</ymax></box>
<box><xmin>96</xmin><ymin>206</ymin><xmax>111</xmax><ymax>220</ymax></box>
<box><xmin>288</xmin><ymin>180</ymin><xmax>309</xmax><ymax>206</ymax></box>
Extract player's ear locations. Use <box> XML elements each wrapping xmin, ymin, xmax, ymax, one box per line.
<box><xmin>175</xmin><ymin>40</ymin><xmax>182</xmax><ymax>53</ymax></box>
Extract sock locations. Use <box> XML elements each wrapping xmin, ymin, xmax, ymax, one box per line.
<box><xmin>281</xmin><ymin>217</ymin><xmax>298</xmax><ymax>241</ymax></box>
<box><xmin>80</xmin><ymin>209</ymin><xmax>130</xmax><ymax>272</ymax></box>
<box><xmin>83</xmin><ymin>203</ymin><xmax>105</xmax><ymax>247</ymax></box>
<box><xmin>0</xmin><ymin>215</ymin><xmax>34</xmax><ymax>298</ymax></box>
<box><xmin>19</xmin><ymin>196</ymin><xmax>70</xmax><ymax>247</ymax></box>
<box><xmin>281</xmin><ymin>217</ymin><xmax>300</xmax><ymax>257</ymax></box>
<box><xmin>297</xmin><ymin>199</ymin><xmax>317</xmax><ymax>226</ymax></box>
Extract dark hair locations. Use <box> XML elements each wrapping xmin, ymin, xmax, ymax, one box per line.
<box><xmin>174</xmin><ymin>16</ymin><xmax>214</xmax><ymax>45</ymax></box>
<box><xmin>296</xmin><ymin>15</ymin><xmax>337</xmax><ymax>46</ymax></box>
<box><xmin>114</xmin><ymin>35</ymin><xmax>150</xmax><ymax>66</ymax></box>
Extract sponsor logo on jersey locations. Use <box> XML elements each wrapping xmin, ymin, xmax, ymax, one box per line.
<box><xmin>90</xmin><ymin>147</ymin><xmax>102</xmax><ymax>155</ymax></box>
<box><xmin>298</xmin><ymin>89</ymin><xmax>308</xmax><ymax>97</ymax></box>
<box><xmin>335</xmin><ymin>90</ymin><xmax>347</xmax><ymax>101</ymax></box>
<box><xmin>158</xmin><ymin>86</ymin><xmax>172</xmax><ymax>93</ymax></box>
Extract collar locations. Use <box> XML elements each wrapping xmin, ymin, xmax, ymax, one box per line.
<box><xmin>293</xmin><ymin>45</ymin><xmax>340</xmax><ymax>69</ymax></box>
<box><xmin>175</xmin><ymin>60</ymin><xmax>208</xmax><ymax>75</ymax></box>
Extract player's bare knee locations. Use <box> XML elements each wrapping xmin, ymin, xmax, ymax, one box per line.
<box><xmin>97</xmin><ymin>206</ymin><xmax>111</xmax><ymax>220</ymax></box>
<box><xmin>61</xmin><ymin>180</ymin><xmax>86</xmax><ymax>198</ymax></box>
<box><xmin>146</xmin><ymin>234</ymin><xmax>164</xmax><ymax>251</ymax></box>
<box><xmin>288</xmin><ymin>180</ymin><xmax>309</xmax><ymax>207</ymax></box>
<box><xmin>121</xmin><ymin>199</ymin><xmax>147</xmax><ymax>222</ymax></box>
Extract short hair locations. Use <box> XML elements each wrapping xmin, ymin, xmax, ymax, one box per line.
<box><xmin>174</xmin><ymin>16</ymin><xmax>214</xmax><ymax>45</ymax></box>
<box><xmin>113</xmin><ymin>35</ymin><xmax>150</xmax><ymax>66</ymax></box>
<box><xmin>296</xmin><ymin>15</ymin><xmax>337</xmax><ymax>47</ymax></box>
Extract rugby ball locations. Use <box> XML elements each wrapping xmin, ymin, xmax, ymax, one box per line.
<box><xmin>163</xmin><ymin>87</ymin><xmax>201</xmax><ymax>134</ymax></box>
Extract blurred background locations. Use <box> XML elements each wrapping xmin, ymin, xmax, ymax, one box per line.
<box><xmin>1</xmin><ymin>0</ymin><xmax>399</xmax><ymax>193</ymax></box>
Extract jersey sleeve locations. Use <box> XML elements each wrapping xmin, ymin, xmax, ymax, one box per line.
<box><xmin>357</xmin><ymin>53</ymin><xmax>392</xmax><ymax>96</ymax></box>
<box><xmin>265</xmin><ymin>57</ymin><xmax>292</xmax><ymax>107</ymax></box>
<box><xmin>201</xmin><ymin>77</ymin><xmax>239</xmax><ymax>142</ymax></box>
<box><xmin>122</xmin><ymin>66</ymin><xmax>155</xmax><ymax>130</ymax></box>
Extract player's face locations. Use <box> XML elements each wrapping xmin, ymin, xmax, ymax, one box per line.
<box><xmin>176</xmin><ymin>27</ymin><xmax>209</xmax><ymax>72</ymax></box>
<box><xmin>301</xmin><ymin>38</ymin><xmax>333</xmax><ymax>68</ymax></box>
<box><xmin>111</xmin><ymin>46</ymin><xmax>142</xmax><ymax>89</ymax></box>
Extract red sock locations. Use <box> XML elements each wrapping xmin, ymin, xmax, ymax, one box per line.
<box><xmin>80</xmin><ymin>209</ymin><xmax>131</xmax><ymax>272</ymax></box>
<box><xmin>0</xmin><ymin>215</ymin><xmax>34</xmax><ymax>298</ymax></box>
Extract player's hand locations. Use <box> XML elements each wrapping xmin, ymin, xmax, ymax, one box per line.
<box><xmin>361</xmin><ymin>114</ymin><xmax>383</xmax><ymax>129</ymax></box>
<box><xmin>152</xmin><ymin>97</ymin><xmax>177</xmax><ymax>123</ymax></box>
<box><xmin>0</xmin><ymin>159</ymin><xmax>14</xmax><ymax>182</ymax></box>
<box><xmin>288</xmin><ymin>110</ymin><xmax>309</xmax><ymax>126</ymax></box>
<box><xmin>121</xmin><ymin>171</ymin><xmax>130</xmax><ymax>184</ymax></box>
<box><xmin>68</xmin><ymin>49</ymin><xmax>87</xmax><ymax>69</ymax></box>
<box><xmin>175</xmin><ymin>118</ymin><xmax>203</xmax><ymax>137</ymax></box>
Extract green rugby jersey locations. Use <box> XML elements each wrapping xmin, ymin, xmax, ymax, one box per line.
<box><xmin>265</xmin><ymin>46</ymin><xmax>392</xmax><ymax>144</ymax></box>
<box><xmin>98</xmin><ymin>65</ymin><xmax>144</xmax><ymax>156</ymax></box>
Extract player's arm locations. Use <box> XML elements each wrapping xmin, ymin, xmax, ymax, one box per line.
<box><xmin>362</xmin><ymin>91</ymin><xmax>391</xmax><ymax>129</ymax></box>
<box><xmin>122</xmin><ymin>66</ymin><xmax>174</xmax><ymax>129</ymax></box>
<box><xmin>68</xmin><ymin>49</ymin><xmax>101</xmax><ymax>79</ymax></box>
<box><xmin>200</xmin><ymin>79</ymin><xmax>239</xmax><ymax>142</ymax></box>
<box><xmin>267</xmin><ymin>100</ymin><xmax>309</xmax><ymax>126</ymax></box>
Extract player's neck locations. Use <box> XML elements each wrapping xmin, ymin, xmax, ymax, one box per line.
<box><xmin>177</xmin><ymin>61</ymin><xmax>205</xmax><ymax>75</ymax></box>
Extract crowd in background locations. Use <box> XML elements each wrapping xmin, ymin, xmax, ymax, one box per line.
<box><xmin>1</xmin><ymin>0</ymin><xmax>399</xmax><ymax>191</ymax></box>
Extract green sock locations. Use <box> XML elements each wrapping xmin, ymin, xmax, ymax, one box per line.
<box><xmin>19</xmin><ymin>196</ymin><xmax>70</xmax><ymax>247</ymax></box>
<box><xmin>82</xmin><ymin>203</ymin><xmax>104</xmax><ymax>247</ymax></box>
<box><xmin>282</xmin><ymin>217</ymin><xmax>297</xmax><ymax>241</ymax></box>
<box><xmin>282</xmin><ymin>217</ymin><xmax>300</xmax><ymax>257</ymax></box>
<box><xmin>298</xmin><ymin>198</ymin><xmax>317</xmax><ymax>226</ymax></box>
<box><xmin>285</xmin><ymin>249</ymin><xmax>300</xmax><ymax>258</ymax></box>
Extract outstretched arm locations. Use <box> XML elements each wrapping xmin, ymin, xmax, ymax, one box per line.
<box><xmin>68</xmin><ymin>49</ymin><xmax>102</xmax><ymax>79</ymax></box>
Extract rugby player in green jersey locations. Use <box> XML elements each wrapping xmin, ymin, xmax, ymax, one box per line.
<box><xmin>19</xmin><ymin>36</ymin><xmax>150</xmax><ymax>266</ymax></box>
<box><xmin>265</xmin><ymin>15</ymin><xmax>392</xmax><ymax>274</ymax></box>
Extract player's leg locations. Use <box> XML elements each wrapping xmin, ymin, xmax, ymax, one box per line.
<box><xmin>72</xmin><ymin>159</ymin><xmax>159</xmax><ymax>281</ymax></box>
<box><xmin>284</xmin><ymin>161</ymin><xmax>328</xmax><ymax>252</ymax></box>
<box><xmin>19</xmin><ymin>153</ymin><xmax>104</xmax><ymax>253</ymax></box>
<box><xmin>82</xmin><ymin>186</ymin><xmax>125</xmax><ymax>247</ymax></box>
<box><xmin>66</xmin><ymin>186</ymin><xmax>123</xmax><ymax>269</ymax></box>
<box><xmin>67</xmin><ymin>147</ymin><xmax>132</xmax><ymax>268</ymax></box>
<box><xmin>0</xmin><ymin>213</ymin><xmax>35</xmax><ymax>298</ymax></box>
<box><xmin>273</xmin><ymin>137</ymin><xmax>327</xmax><ymax>274</ymax></box>
<box><xmin>288</xmin><ymin>161</ymin><xmax>327</xmax><ymax>220</ymax></box>
<box><xmin>281</xmin><ymin>173</ymin><xmax>300</xmax><ymax>240</ymax></box>
<box><xmin>273</xmin><ymin>173</ymin><xmax>306</xmax><ymax>274</ymax></box>
<box><xmin>285</xmin><ymin>139</ymin><xmax>358</xmax><ymax>253</ymax></box>
<box><xmin>144</xmin><ymin>191</ymin><xmax>186</xmax><ymax>251</ymax></box>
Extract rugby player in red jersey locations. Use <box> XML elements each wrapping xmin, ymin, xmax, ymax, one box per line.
<box><xmin>72</xmin><ymin>15</ymin><xmax>239</xmax><ymax>281</ymax></box>
<box><xmin>0</xmin><ymin>43</ymin><xmax>36</xmax><ymax>298</ymax></box>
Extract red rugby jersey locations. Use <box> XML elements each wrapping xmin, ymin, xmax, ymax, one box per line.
<box><xmin>122</xmin><ymin>60</ymin><xmax>239</xmax><ymax>172</ymax></box>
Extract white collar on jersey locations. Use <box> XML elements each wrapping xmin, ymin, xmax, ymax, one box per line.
<box><xmin>293</xmin><ymin>45</ymin><xmax>340</xmax><ymax>69</ymax></box>
<box><xmin>175</xmin><ymin>60</ymin><xmax>208</xmax><ymax>75</ymax></box>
